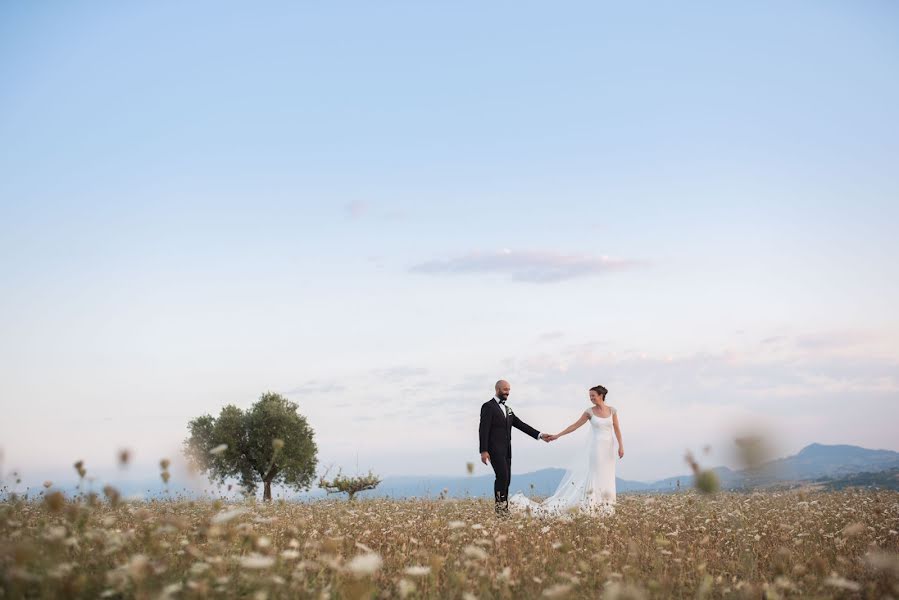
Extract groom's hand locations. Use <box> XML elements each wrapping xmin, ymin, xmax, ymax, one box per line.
<box><xmin>539</xmin><ymin>433</ymin><xmax>552</xmax><ymax>443</ymax></box>
<box><xmin>480</xmin><ymin>451</ymin><xmax>490</xmax><ymax>465</ymax></box>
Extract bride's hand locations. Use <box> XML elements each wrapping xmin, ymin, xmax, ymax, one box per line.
<box><xmin>618</xmin><ymin>448</ymin><xmax>624</xmax><ymax>459</ymax></box>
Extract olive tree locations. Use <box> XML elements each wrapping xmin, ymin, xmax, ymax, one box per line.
<box><xmin>184</xmin><ymin>392</ymin><xmax>317</xmax><ymax>501</ymax></box>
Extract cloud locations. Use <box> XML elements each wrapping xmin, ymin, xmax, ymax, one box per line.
<box><xmin>795</xmin><ymin>330</ymin><xmax>875</xmax><ymax>350</ymax></box>
<box><xmin>409</xmin><ymin>249</ymin><xmax>642</xmax><ymax>283</ymax></box>
<box><xmin>538</xmin><ymin>331</ymin><xmax>566</xmax><ymax>342</ymax></box>
<box><xmin>285</xmin><ymin>381</ymin><xmax>347</xmax><ymax>395</ymax></box>
<box><xmin>372</xmin><ymin>366</ymin><xmax>429</xmax><ymax>381</ymax></box>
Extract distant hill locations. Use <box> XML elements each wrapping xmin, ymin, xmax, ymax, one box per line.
<box><xmin>813</xmin><ymin>468</ymin><xmax>899</xmax><ymax>491</ymax></box>
<box><xmin>13</xmin><ymin>443</ymin><xmax>898</xmax><ymax>501</ymax></box>
<box><xmin>363</xmin><ymin>469</ymin><xmax>651</xmax><ymax>499</ymax></box>
<box><xmin>641</xmin><ymin>443</ymin><xmax>899</xmax><ymax>492</ymax></box>
<box><xmin>764</xmin><ymin>443</ymin><xmax>899</xmax><ymax>479</ymax></box>
<box><xmin>363</xmin><ymin>443</ymin><xmax>899</xmax><ymax>498</ymax></box>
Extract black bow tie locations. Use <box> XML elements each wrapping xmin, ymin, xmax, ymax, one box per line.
<box><xmin>497</xmin><ymin>398</ymin><xmax>506</xmax><ymax>405</ymax></box>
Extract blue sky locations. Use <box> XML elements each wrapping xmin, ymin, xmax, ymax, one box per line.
<box><xmin>1</xmin><ymin>1</ymin><xmax>898</xmax><ymax>488</ymax></box>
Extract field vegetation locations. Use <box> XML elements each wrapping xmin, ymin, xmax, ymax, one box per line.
<box><xmin>2</xmin><ymin>486</ymin><xmax>898</xmax><ymax>598</ymax></box>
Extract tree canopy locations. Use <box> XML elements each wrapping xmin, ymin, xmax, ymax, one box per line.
<box><xmin>184</xmin><ymin>392</ymin><xmax>317</xmax><ymax>501</ymax></box>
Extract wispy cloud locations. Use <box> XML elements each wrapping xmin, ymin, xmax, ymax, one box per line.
<box><xmin>409</xmin><ymin>249</ymin><xmax>642</xmax><ymax>283</ymax></box>
<box><xmin>795</xmin><ymin>330</ymin><xmax>875</xmax><ymax>350</ymax></box>
<box><xmin>372</xmin><ymin>366</ymin><xmax>429</xmax><ymax>381</ymax></box>
<box><xmin>285</xmin><ymin>381</ymin><xmax>347</xmax><ymax>395</ymax></box>
<box><xmin>537</xmin><ymin>331</ymin><xmax>566</xmax><ymax>342</ymax></box>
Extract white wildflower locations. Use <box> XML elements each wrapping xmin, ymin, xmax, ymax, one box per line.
<box><xmin>211</xmin><ymin>508</ymin><xmax>247</xmax><ymax>525</ymax></box>
<box><xmin>345</xmin><ymin>553</ymin><xmax>383</xmax><ymax>576</ymax></box>
<box><xmin>542</xmin><ymin>583</ymin><xmax>572</xmax><ymax>598</ymax></box>
<box><xmin>240</xmin><ymin>554</ymin><xmax>275</xmax><ymax>569</ymax></box>
<box><xmin>823</xmin><ymin>576</ymin><xmax>861</xmax><ymax>591</ymax></box>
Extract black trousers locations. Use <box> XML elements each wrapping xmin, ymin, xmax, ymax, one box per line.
<box><xmin>491</xmin><ymin>453</ymin><xmax>511</xmax><ymax>504</ymax></box>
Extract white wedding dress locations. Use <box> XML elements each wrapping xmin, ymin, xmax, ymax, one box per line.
<box><xmin>509</xmin><ymin>406</ymin><xmax>618</xmax><ymax>517</ymax></box>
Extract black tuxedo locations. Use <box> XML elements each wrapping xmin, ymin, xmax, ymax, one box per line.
<box><xmin>478</xmin><ymin>397</ymin><xmax>540</xmax><ymax>511</ymax></box>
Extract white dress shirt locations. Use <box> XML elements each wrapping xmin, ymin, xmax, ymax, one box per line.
<box><xmin>493</xmin><ymin>396</ymin><xmax>541</xmax><ymax>439</ymax></box>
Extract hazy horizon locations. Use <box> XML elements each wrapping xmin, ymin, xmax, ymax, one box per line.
<box><xmin>2</xmin><ymin>2</ymin><xmax>898</xmax><ymax>490</ymax></box>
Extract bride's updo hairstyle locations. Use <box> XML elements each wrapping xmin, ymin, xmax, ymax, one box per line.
<box><xmin>590</xmin><ymin>385</ymin><xmax>608</xmax><ymax>400</ymax></box>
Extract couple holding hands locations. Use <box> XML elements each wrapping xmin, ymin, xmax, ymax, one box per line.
<box><xmin>478</xmin><ymin>380</ymin><xmax>624</xmax><ymax>517</ymax></box>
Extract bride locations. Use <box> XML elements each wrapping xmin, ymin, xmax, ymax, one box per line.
<box><xmin>509</xmin><ymin>385</ymin><xmax>624</xmax><ymax>517</ymax></box>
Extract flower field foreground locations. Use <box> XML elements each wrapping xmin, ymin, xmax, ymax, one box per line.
<box><xmin>2</xmin><ymin>490</ymin><xmax>898</xmax><ymax>598</ymax></box>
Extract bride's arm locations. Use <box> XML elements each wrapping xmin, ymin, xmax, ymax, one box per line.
<box><xmin>613</xmin><ymin>412</ymin><xmax>624</xmax><ymax>458</ymax></box>
<box><xmin>552</xmin><ymin>412</ymin><xmax>589</xmax><ymax>439</ymax></box>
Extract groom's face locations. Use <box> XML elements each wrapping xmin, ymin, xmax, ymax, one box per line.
<box><xmin>496</xmin><ymin>382</ymin><xmax>511</xmax><ymax>401</ymax></box>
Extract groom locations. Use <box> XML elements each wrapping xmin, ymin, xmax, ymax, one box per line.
<box><xmin>479</xmin><ymin>379</ymin><xmax>551</xmax><ymax>516</ymax></box>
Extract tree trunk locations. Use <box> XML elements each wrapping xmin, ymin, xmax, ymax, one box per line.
<box><xmin>262</xmin><ymin>463</ymin><xmax>278</xmax><ymax>503</ymax></box>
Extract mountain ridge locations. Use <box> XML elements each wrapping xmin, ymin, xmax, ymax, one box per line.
<box><xmin>12</xmin><ymin>443</ymin><xmax>899</xmax><ymax>500</ymax></box>
<box><xmin>364</xmin><ymin>442</ymin><xmax>899</xmax><ymax>498</ymax></box>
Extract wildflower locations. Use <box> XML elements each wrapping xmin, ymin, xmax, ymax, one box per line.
<box><xmin>448</xmin><ymin>520</ymin><xmax>466</xmax><ymax>529</ymax></box>
<box><xmin>603</xmin><ymin>581</ymin><xmax>648</xmax><ymax>599</ymax></box>
<box><xmin>45</xmin><ymin>526</ymin><xmax>67</xmax><ymax>542</ymax></box>
<box><xmin>160</xmin><ymin>582</ymin><xmax>182</xmax><ymax>599</ymax></box>
<box><xmin>127</xmin><ymin>554</ymin><xmax>151</xmax><ymax>581</ymax></box>
<box><xmin>841</xmin><ymin>522</ymin><xmax>865</xmax><ymax>537</ymax></box>
<box><xmin>103</xmin><ymin>485</ymin><xmax>121</xmax><ymax>506</ymax></box>
<box><xmin>189</xmin><ymin>562</ymin><xmax>210</xmax><ymax>575</ymax></box>
<box><xmin>345</xmin><ymin>552</ymin><xmax>383</xmax><ymax>576</ymax></box>
<box><xmin>211</xmin><ymin>507</ymin><xmax>247</xmax><ymax>524</ymax></box>
<box><xmin>542</xmin><ymin>583</ymin><xmax>572</xmax><ymax>598</ymax></box>
<box><xmin>694</xmin><ymin>471</ymin><xmax>719</xmax><ymax>494</ymax></box>
<box><xmin>823</xmin><ymin>576</ymin><xmax>860</xmax><ymax>591</ymax></box>
<box><xmin>210</xmin><ymin>444</ymin><xmax>228</xmax><ymax>456</ymax></box>
<box><xmin>44</xmin><ymin>490</ymin><xmax>66</xmax><ymax>513</ymax></box>
<box><xmin>404</xmin><ymin>565</ymin><xmax>431</xmax><ymax>576</ymax></box>
<box><xmin>864</xmin><ymin>550</ymin><xmax>899</xmax><ymax>576</ymax></box>
<box><xmin>398</xmin><ymin>579</ymin><xmax>417</xmax><ymax>598</ymax></box>
<box><xmin>240</xmin><ymin>554</ymin><xmax>275</xmax><ymax>569</ymax></box>
<box><xmin>463</xmin><ymin>545</ymin><xmax>488</xmax><ymax>560</ymax></box>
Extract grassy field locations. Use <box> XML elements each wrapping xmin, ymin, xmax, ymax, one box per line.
<box><xmin>2</xmin><ymin>489</ymin><xmax>898</xmax><ymax>599</ymax></box>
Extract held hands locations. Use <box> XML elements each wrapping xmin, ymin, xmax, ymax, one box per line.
<box><xmin>480</xmin><ymin>451</ymin><xmax>490</xmax><ymax>465</ymax></box>
<box><xmin>541</xmin><ymin>433</ymin><xmax>559</xmax><ymax>443</ymax></box>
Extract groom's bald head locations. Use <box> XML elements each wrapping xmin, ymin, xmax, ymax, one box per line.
<box><xmin>495</xmin><ymin>379</ymin><xmax>511</xmax><ymax>400</ymax></box>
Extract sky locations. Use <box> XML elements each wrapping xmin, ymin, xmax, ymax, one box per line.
<box><xmin>1</xmin><ymin>1</ymin><xmax>898</xmax><ymax>491</ymax></box>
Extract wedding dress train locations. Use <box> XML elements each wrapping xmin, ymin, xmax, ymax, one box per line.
<box><xmin>509</xmin><ymin>407</ymin><xmax>618</xmax><ymax>517</ymax></box>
